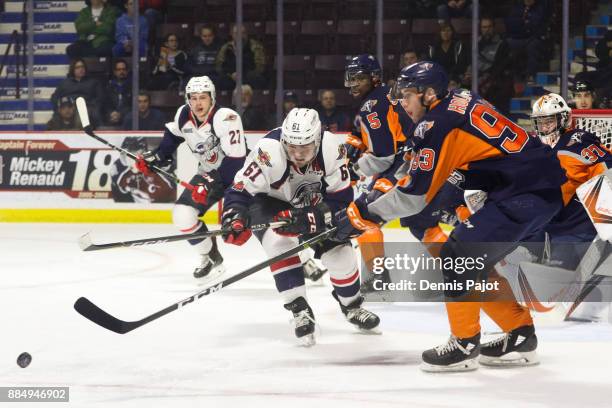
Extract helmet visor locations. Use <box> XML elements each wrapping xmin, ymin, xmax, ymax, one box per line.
<box><xmin>531</xmin><ymin>114</ymin><xmax>561</xmax><ymax>147</ymax></box>
<box><xmin>344</xmin><ymin>69</ymin><xmax>370</xmax><ymax>88</ymax></box>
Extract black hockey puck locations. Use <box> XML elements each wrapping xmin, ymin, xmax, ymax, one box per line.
<box><xmin>17</xmin><ymin>352</ymin><xmax>32</xmax><ymax>368</ymax></box>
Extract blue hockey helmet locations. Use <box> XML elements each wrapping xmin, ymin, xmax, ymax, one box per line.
<box><xmin>390</xmin><ymin>61</ymin><xmax>449</xmax><ymax>101</ymax></box>
<box><xmin>344</xmin><ymin>54</ymin><xmax>382</xmax><ymax>87</ymax></box>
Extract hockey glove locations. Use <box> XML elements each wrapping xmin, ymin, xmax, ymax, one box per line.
<box><xmin>345</xmin><ymin>134</ymin><xmax>367</xmax><ymax>163</ymax></box>
<box><xmin>190</xmin><ymin>173</ymin><xmax>216</xmax><ymax>205</ymax></box>
<box><xmin>333</xmin><ymin>200</ymin><xmax>383</xmax><ymax>242</ymax></box>
<box><xmin>273</xmin><ymin>203</ymin><xmax>333</xmax><ymax>237</ymax></box>
<box><xmin>135</xmin><ymin>151</ymin><xmax>172</xmax><ymax>176</ymax></box>
<box><xmin>222</xmin><ymin>206</ymin><xmax>252</xmax><ymax>246</ymax></box>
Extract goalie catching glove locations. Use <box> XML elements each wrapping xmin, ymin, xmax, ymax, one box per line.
<box><xmin>221</xmin><ymin>206</ymin><xmax>252</xmax><ymax>246</ymax></box>
<box><xmin>273</xmin><ymin>203</ymin><xmax>334</xmax><ymax>237</ymax></box>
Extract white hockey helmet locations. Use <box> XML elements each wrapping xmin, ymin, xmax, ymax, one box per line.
<box><xmin>281</xmin><ymin>108</ymin><xmax>322</xmax><ymax>149</ymax></box>
<box><xmin>185</xmin><ymin>75</ymin><xmax>216</xmax><ymax>108</ymax></box>
<box><xmin>531</xmin><ymin>93</ymin><xmax>571</xmax><ymax>147</ymax></box>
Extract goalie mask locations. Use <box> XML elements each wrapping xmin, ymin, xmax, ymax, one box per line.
<box><xmin>185</xmin><ymin>76</ymin><xmax>216</xmax><ymax>116</ymax></box>
<box><xmin>531</xmin><ymin>93</ymin><xmax>571</xmax><ymax>148</ymax></box>
<box><xmin>281</xmin><ymin>108</ymin><xmax>322</xmax><ymax>167</ymax></box>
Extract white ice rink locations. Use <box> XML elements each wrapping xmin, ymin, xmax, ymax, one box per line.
<box><xmin>2</xmin><ymin>223</ymin><xmax>612</xmax><ymax>408</ymax></box>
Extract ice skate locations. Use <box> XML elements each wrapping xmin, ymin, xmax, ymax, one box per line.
<box><xmin>421</xmin><ymin>333</ymin><xmax>480</xmax><ymax>372</ymax></box>
<box><xmin>193</xmin><ymin>240</ymin><xmax>225</xmax><ymax>280</ymax></box>
<box><xmin>479</xmin><ymin>325</ymin><xmax>539</xmax><ymax>367</ymax></box>
<box><xmin>284</xmin><ymin>296</ymin><xmax>316</xmax><ymax>346</ymax></box>
<box><xmin>338</xmin><ymin>296</ymin><xmax>381</xmax><ymax>334</ymax></box>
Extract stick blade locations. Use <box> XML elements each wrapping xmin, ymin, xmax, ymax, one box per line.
<box><xmin>78</xmin><ymin>232</ymin><xmax>94</xmax><ymax>251</ymax></box>
<box><xmin>74</xmin><ymin>297</ymin><xmax>132</xmax><ymax>334</ymax></box>
<box><xmin>75</xmin><ymin>97</ymin><xmax>91</xmax><ymax>130</ymax></box>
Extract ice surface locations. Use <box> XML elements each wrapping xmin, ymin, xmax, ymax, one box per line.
<box><xmin>1</xmin><ymin>224</ymin><xmax>611</xmax><ymax>407</ymax></box>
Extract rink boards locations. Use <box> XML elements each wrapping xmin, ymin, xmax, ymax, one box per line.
<box><xmin>0</xmin><ymin>131</ymin><xmax>404</xmax><ymax>225</ymax></box>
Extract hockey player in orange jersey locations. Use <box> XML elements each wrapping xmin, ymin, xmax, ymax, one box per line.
<box><xmin>332</xmin><ymin>61</ymin><xmax>567</xmax><ymax>372</ymax></box>
<box><xmin>343</xmin><ymin>54</ymin><xmax>413</xmax><ymax>288</ymax></box>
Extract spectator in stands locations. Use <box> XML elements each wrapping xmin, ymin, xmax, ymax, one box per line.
<box><xmin>317</xmin><ymin>90</ymin><xmax>351</xmax><ymax>132</ymax></box>
<box><xmin>571</xmin><ymin>80</ymin><xmax>595</xmax><ymax>110</ymax></box>
<box><xmin>478</xmin><ymin>17</ymin><xmax>509</xmax><ymax>76</ymax></box>
<box><xmin>140</xmin><ymin>0</ymin><xmax>166</xmax><ymax>32</ymax></box>
<box><xmin>476</xmin><ymin>16</ymin><xmax>513</xmax><ymax>114</ymax></box>
<box><xmin>388</xmin><ymin>49</ymin><xmax>421</xmax><ymax>87</ymax></box>
<box><xmin>427</xmin><ymin>22</ymin><xmax>469</xmax><ymax>79</ymax></box>
<box><xmin>149</xmin><ymin>33</ymin><xmax>187</xmax><ymax>90</ymax></box>
<box><xmin>267</xmin><ymin>91</ymin><xmax>300</xmax><ymax>128</ymax></box>
<box><xmin>185</xmin><ymin>25</ymin><xmax>222</xmax><ymax>84</ymax></box>
<box><xmin>283</xmin><ymin>91</ymin><xmax>299</xmax><ymax>115</ymax></box>
<box><xmin>122</xmin><ymin>92</ymin><xmax>166</xmax><ymax>130</ymax></box>
<box><xmin>103</xmin><ymin>59</ymin><xmax>132</xmax><ymax>128</ymax></box>
<box><xmin>233</xmin><ymin>84</ymin><xmax>266</xmax><ymax>131</ymax></box>
<box><xmin>401</xmin><ymin>49</ymin><xmax>420</xmax><ymax>69</ymax></box>
<box><xmin>112</xmin><ymin>0</ymin><xmax>148</xmax><ymax>57</ymax></box>
<box><xmin>216</xmin><ymin>24</ymin><xmax>266</xmax><ymax>90</ymax></box>
<box><xmin>47</xmin><ymin>97</ymin><xmax>82</xmax><ymax>130</ymax></box>
<box><xmin>505</xmin><ymin>0</ymin><xmax>548</xmax><ymax>83</ymax></box>
<box><xmin>437</xmin><ymin>0</ymin><xmax>472</xmax><ymax>23</ymax></box>
<box><xmin>67</xmin><ymin>0</ymin><xmax>120</xmax><ymax>58</ymax></box>
<box><xmin>51</xmin><ymin>58</ymin><xmax>105</xmax><ymax>128</ymax></box>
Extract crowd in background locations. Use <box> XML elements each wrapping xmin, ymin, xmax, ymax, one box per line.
<box><xmin>47</xmin><ymin>0</ymin><xmax>612</xmax><ymax>132</ymax></box>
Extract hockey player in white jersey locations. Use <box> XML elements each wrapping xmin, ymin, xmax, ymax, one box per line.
<box><xmin>136</xmin><ymin>76</ymin><xmax>247</xmax><ymax>279</ymax></box>
<box><xmin>221</xmin><ymin>108</ymin><xmax>381</xmax><ymax>345</ymax></box>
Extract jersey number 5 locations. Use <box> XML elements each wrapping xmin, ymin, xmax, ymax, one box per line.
<box><xmin>470</xmin><ymin>104</ymin><xmax>528</xmax><ymax>154</ymax></box>
<box><xmin>366</xmin><ymin>112</ymin><xmax>381</xmax><ymax>129</ymax></box>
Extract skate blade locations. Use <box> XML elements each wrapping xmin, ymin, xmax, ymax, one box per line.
<box><xmin>420</xmin><ymin>358</ymin><xmax>479</xmax><ymax>373</ymax></box>
<box><xmin>479</xmin><ymin>351</ymin><xmax>539</xmax><ymax>367</ymax></box>
<box><xmin>297</xmin><ymin>334</ymin><xmax>316</xmax><ymax>347</ymax></box>
<box><xmin>195</xmin><ymin>264</ymin><xmax>226</xmax><ymax>284</ymax></box>
<box><xmin>356</xmin><ymin>326</ymin><xmax>382</xmax><ymax>335</ymax></box>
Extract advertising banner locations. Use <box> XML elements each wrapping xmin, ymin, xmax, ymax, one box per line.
<box><xmin>0</xmin><ymin>132</ymin><xmax>175</xmax><ymax>210</ymax></box>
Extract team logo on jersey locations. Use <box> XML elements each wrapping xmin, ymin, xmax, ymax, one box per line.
<box><xmin>232</xmin><ymin>181</ymin><xmax>245</xmax><ymax>192</ymax></box>
<box><xmin>290</xmin><ymin>182</ymin><xmax>323</xmax><ymax>208</ymax></box>
<box><xmin>447</xmin><ymin>169</ymin><xmax>465</xmax><ymax>187</ymax></box>
<box><xmin>568</xmin><ymin>131</ymin><xmax>584</xmax><ymax>146</ymax></box>
<box><xmin>224</xmin><ymin>113</ymin><xmax>238</xmax><ymax>121</ymax></box>
<box><xmin>183</xmin><ymin>128</ymin><xmax>193</xmax><ymax>133</ymax></box>
<box><xmin>360</xmin><ymin>99</ymin><xmax>378</xmax><ymax>113</ymax></box>
<box><xmin>414</xmin><ymin>121</ymin><xmax>435</xmax><ymax>139</ymax></box>
<box><xmin>256</xmin><ymin>148</ymin><xmax>272</xmax><ymax>167</ymax></box>
<box><xmin>336</xmin><ymin>144</ymin><xmax>347</xmax><ymax>160</ymax></box>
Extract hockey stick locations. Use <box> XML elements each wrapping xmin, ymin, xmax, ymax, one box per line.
<box><xmin>75</xmin><ymin>97</ymin><xmax>195</xmax><ymax>191</ymax></box>
<box><xmin>74</xmin><ymin>227</ymin><xmax>337</xmax><ymax>334</ymax></box>
<box><xmin>78</xmin><ymin>221</ymin><xmax>287</xmax><ymax>251</ymax></box>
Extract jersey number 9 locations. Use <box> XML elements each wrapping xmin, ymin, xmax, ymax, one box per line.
<box><xmin>470</xmin><ymin>104</ymin><xmax>529</xmax><ymax>154</ymax></box>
